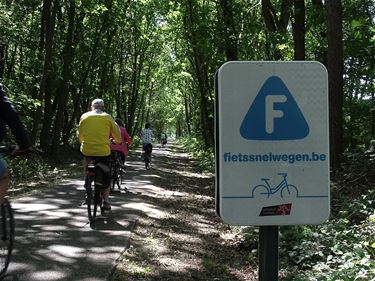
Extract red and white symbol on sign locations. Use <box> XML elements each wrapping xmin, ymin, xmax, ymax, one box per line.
<box><xmin>277</xmin><ymin>203</ymin><xmax>292</xmax><ymax>215</ymax></box>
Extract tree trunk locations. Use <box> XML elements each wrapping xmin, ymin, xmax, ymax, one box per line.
<box><xmin>219</xmin><ymin>0</ymin><xmax>238</xmax><ymax>60</ymax></box>
<box><xmin>0</xmin><ymin>44</ymin><xmax>5</xmax><ymax>78</ymax></box>
<box><xmin>51</xmin><ymin>0</ymin><xmax>76</xmax><ymax>155</ymax></box>
<box><xmin>39</xmin><ymin>0</ymin><xmax>59</xmax><ymax>150</ymax></box>
<box><xmin>30</xmin><ymin>0</ymin><xmax>50</xmax><ymax>145</ymax></box>
<box><xmin>293</xmin><ymin>0</ymin><xmax>305</xmax><ymax>60</ymax></box>
<box><xmin>62</xmin><ymin>3</ymin><xmax>112</xmax><ymax>143</ymax></box>
<box><xmin>326</xmin><ymin>0</ymin><xmax>344</xmax><ymax>172</ymax></box>
<box><xmin>183</xmin><ymin>90</ymin><xmax>191</xmax><ymax>135</ymax></box>
<box><xmin>185</xmin><ymin>0</ymin><xmax>214</xmax><ymax>147</ymax></box>
<box><xmin>261</xmin><ymin>0</ymin><xmax>292</xmax><ymax>60</ymax></box>
<box><xmin>128</xmin><ymin>42</ymin><xmax>146</xmax><ymax>136</ymax></box>
<box><xmin>98</xmin><ymin>27</ymin><xmax>117</xmax><ymax>95</ymax></box>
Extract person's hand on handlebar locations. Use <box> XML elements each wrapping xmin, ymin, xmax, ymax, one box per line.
<box><xmin>10</xmin><ymin>146</ymin><xmax>32</xmax><ymax>157</ymax></box>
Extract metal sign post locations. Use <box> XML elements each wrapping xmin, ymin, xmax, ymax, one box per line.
<box><xmin>259</xmin><ymin>226</ymin><xmax>279</xmax><ymax>281</ymax></box>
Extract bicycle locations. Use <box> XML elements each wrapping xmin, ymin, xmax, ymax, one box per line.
<box><xmin>84</xmin><ymin>158</ymin><xmax>110</xmax><ymax>223</ymax></box>
<box><xmin>160</xmin><ymin>138</ymin><xmax>167</xmax><ymax>147</ymax></box>
<box><xmin>0</xmin><ymin>198</ymin><xmax>13</xmax><ymax>279</ymax></box>
<box><xmin>110</xmin><ymin>151</ymin><xmax>125</xmax><ymax>192</ymax></box>
<box><xmin>251</xmin><ymin>173</ymin><xmax>299</xmax><ymax>198</ymax></box>
<box><xmin>0</xmin><ymin>146</ymin><xmax>19</xmax><ymax>278</ymax></box>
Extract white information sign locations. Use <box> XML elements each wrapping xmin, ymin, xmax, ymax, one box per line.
<box><xmin>215</xmin><ymin>61</ymin><xmax>330</xmax><ymax>225</ymax></box>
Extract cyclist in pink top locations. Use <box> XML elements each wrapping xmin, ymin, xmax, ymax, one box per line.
<box><xmin>110</xmin><ymin>119</ymin><xmax>132</xmax><ymax>166</ymax></box>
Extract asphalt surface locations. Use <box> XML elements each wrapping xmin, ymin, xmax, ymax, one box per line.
<box><xmin>3</xmin><ymin>147</ymin><xmax>163</xmax><ymax>281</ymax></box>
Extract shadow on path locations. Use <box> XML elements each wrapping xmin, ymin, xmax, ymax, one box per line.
<box><xmin>5</xmin><ymin>146</ymin><xmax>155</xmax><ymax>281</ymax></box>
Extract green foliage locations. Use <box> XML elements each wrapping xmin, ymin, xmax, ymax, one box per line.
<box><xmin>240</xmin><ymin>151</ymin><xmax>375</xmax><ymax>280</ymax></box>
<box><xmin>4</xmin><ymin>149</ymin><xmax>79</xmax><ymax>196</ymax></box>
<box><xmin>0</xmin><ymin>81</ymin><xmax>40</xmax><ymax>132</ymax></box>
<box><xmin>1</xmin><ymin>0</ymin><xmax>373</xmax><ymax>157</ymax></box>
<box><xmin>342</xmin><ymin>0</ymin><xmax>375</xmax><ymax>147</ymax></box>
<box><xmin>178</xmin><ymin>136</ymin><xmax>214</xmax><ymax>173</ymax></box>
<box><xmin>239</xmin><ymin>145</ymin><xmax>375</xmax><ymax>279</ymax></box>
<box><xmin>241</xmin><ymin>188</ymin><xmax>375</xmax><ymax>280</ymax></box>
<box><xmin>7</xmin><ymin>154</ymin><xmax>52</xmax><ymax>182</ymax></box>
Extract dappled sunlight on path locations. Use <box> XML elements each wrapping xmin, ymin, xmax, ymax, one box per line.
<box><xmin>3</xmin><ymin>142</ymin><xmax>248</xmax><ymax>281</ymax></box>
<box><xmin>110</xmin><ymin>143</ymin><xmax>253</xmax><ymax>281</ymax></box>
<box><xmin>5</xmin><ymin>145</ymin><xmax>167</xmax><ymax>281</ymax></box>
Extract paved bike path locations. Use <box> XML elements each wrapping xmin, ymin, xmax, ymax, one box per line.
<box><xmin>4</xmin><ymin>147</ymin><xmax>163</xmax><ymax>281</ymax></box>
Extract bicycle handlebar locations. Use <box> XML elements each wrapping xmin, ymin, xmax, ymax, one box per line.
<box><xmin>0</xmin><ymin>145</ymin><xmax>37</xmax><ymax>156</ymax></box>
<box><xmin>0</xmin><ymin>146</ymin><xmax>17</xmax><ymax>154</ymax></box>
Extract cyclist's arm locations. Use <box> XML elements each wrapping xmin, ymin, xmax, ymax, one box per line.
<box><xmin>0</xmin><ymin>86</ymin><xmax>30</xmax><ymax>149</ymax></box>
<box><xmin>110</xmin><ymin>119</ymin><xmax>121</xmax><ymax>144</ymax></box>
<box><xmin>77</xmin><ymin>118</ymin><xmax>84</xmax><ymax>143</ymax></box>
<box><xmin>123</xmin><ymin>129</ymin><xmax>132</xmax><ymax>146</ymax></box>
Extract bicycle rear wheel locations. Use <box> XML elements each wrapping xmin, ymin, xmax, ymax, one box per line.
<box><xmin>0</xmin><ymin>199</ymin><xmax>14</xmax><ymax>277</ymax></box>
<box><xmin>111</xmin><ymin>164</ymin><xmax>121</xmax><ymax>191</ymax></box>
<box><xmin>85</xmin><ymin>178</ymin><xmax>97</xmax><ymax>223</ymax></box>
<box><xmin>119</xmin><ymin>165</ymin><xmax>124</xmax><ymax>184</ymax></box>
<box><xmin>144</xmin><ymin>153</ymin><xmax>151</xmax><ymax>169</ymax></box>
<box><xmin>94</xmin><ymin>190</ymin><xmax>102</xmax><ymax>215</ymax></box>
<box><xmin>110</xmin><ymin>162</ymin><xmax>116</xmax><ymax>192</ymax></box>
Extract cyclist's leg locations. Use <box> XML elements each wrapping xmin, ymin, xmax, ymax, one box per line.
<box><xmin>148</xmin><ymin>143</ymin><xmax>153</xmax><ymax>164</ymax></box>
<box><xmin>142</xmin><ymin>143</ymin><xmax>146</xmax><ymax>157</ymax></box>
<box><xmin>83</xmin><ymin>156</ymin><xmax>95</xmax><ymax>206</ymax></box>
<box><xmin>97</xmin><ymin>156</ymin><xmax>111</xmax><ymax>211</ymax></box>
<box><xmin>0</xmin><ymin>157</ymin><xmax>10</xmax><ymax>204</ymax></box>
<box><xmin>83</xmin><ymin>156</ymin><xmax>93</xmax><ymax>182</ymax></box>
<box><xmin>101</xmin><ymin>187</ymin><xmax>111</xmax><ymax>210</ymax></box>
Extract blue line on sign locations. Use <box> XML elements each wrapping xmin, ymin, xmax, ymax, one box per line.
<box><xmin>222</xmin><ymin>196</ymin><xmax>255</xmax><ymax>199</ymax></box>
<box><xmin>222</xmin><ymin>195</ymin><xmax>328</xmax><ymax>199</ymax></box>
<box><xmin>296</xmin><ymin>195</ymin><xmax>329</xmax><ymax>198</ymax></box>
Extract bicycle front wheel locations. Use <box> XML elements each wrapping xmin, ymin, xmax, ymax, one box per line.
<box><xmin>281</xmin><ymin>184</ymin><xmax>299</xmax><ymax>198</ymax></box>
<box><xmin>0</xmin><ymin>199</ymin><xmax>14</xmax><ymax>277</ymax></box>
<box><xmin>120</xmin><ymin>166</ymin><xmax>124</xmax><ymax>184</ymax></box>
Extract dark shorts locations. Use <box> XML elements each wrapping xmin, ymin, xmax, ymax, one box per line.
<box><xmin>142</xmin><ymin>143</ymin><xmax>152</xmax><ymax>153</ymax></box>
<box><xmin>111</xmin><ymin>150</ymin><xmax>125</xmax><ymax>164</ymax></box>
<box><xmin>84</xmin><ymin>155</ymin><xmax>111</xmax><ymax>188</ymax></box>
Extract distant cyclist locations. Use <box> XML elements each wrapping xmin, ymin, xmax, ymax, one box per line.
<box><xmin>140</xmin><ymin>123</ymin><xmax>154</xmax><ymax>159</ymax></box>
<box><xmin>78</xmin><ymin>98</ymin><xmax>121</xmax><ymax>211</ymax></box>
<box><xmin>0</xmin><ymin>83</ymin><xmax>31</xmax><ymax>204</ymax></box>
<box><xmin>161</xmin><ymin>133</ymin><xmax>167</xmax><ymax>147</ymax></box>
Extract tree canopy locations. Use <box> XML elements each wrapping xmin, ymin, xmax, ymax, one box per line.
<box><xmin>0</xmin><ymin>0</ymin><xmax>374</xmax><ymax>170</ymax></box>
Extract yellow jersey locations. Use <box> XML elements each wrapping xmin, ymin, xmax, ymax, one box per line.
<box><xmin>78</xmin><ymin>110</ymin><xmax>121</xmax><ymax>156</ymax></box>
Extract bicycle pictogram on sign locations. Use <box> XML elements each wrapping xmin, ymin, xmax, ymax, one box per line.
<box><xmin>251</xmin><ymin>173</ymin><xmax>299</xmax><ymax>198</ymax></box>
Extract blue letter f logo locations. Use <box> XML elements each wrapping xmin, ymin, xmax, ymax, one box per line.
<box><xmin>240</xmin><ymin>76</ymin><xmax>309</xmax><ymax>140</ymax></box>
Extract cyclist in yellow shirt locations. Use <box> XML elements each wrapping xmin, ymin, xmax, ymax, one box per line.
<box><xmin>78</xmin><ymin>98</ymin><xmax>121</xmax><ymax>211</ymax></box>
